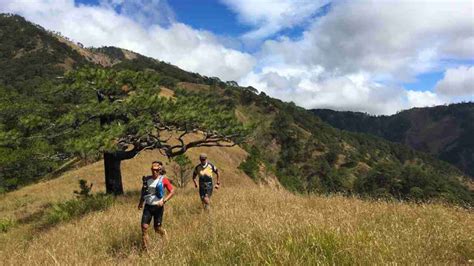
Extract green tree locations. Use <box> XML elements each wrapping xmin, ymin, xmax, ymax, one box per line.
<box><xmin>171</xmin><ymin>154</ymin><xmax>193</xmax><ymax>188</ymax></box>
<box><xmin>0</xmin><ymin>84</ymin><xmax>61</xmax><ymax>191</ymax></box>
<box><xmin>53</xmin><ymin>68</ymin><xmax>245</xmax><ymax>195</ymax></box>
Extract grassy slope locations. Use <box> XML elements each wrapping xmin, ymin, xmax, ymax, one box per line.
<box><xmin>1</xmin><ymin>145</ymin><xmax>473</xmax><ymax>264</ymax></box>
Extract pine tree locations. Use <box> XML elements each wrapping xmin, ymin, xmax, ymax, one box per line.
<box><xmin>53</xmin><ymin>68</ymin><xmax>245</xmax><ymax>195</ymax></box>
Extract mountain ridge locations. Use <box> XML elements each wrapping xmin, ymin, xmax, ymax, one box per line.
<box><xmin>312</xmin><ymin>102</ymin><xmax>474</xmax><ymax>178</ymax></box>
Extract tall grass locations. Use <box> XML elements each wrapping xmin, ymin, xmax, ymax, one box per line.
<box><xmin>0</xmin><ymin>148</ymin><xmax>472</xmax><ymax>264</ymax></box>
<box><xmin>1</xmin><ymin>185</ymin><xmax>472</xmax><ymax>265</ymax></box>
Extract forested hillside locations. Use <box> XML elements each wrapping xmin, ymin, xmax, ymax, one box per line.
<box><xmin>0</xmin><ymin>14</ymin><xmax>472</xmax><ymax>205</ymax></box>
<box><xmin>312</xmin><ymin>103</ymin><xmax>474</xmax><ymax>178</ymax></box>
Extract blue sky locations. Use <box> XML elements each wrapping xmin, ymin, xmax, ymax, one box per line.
<box><xmin>2</xmin><ymin>0</ymin><xmax>473</xmax><ymax>114</ymax></box>
<box><xmin>403</xmin><ymin>72</ymin><xmax>444</xmax><ymax>92</ymax></box>
<box><xmin>77</xmin><ymin>0</ymin><xmax>251</xmax><ymax>36</ymax></box>
<box><xmin>170</xmin><ymin>0</ymin><xmax>250</xmax><ymax>36</ymax></box>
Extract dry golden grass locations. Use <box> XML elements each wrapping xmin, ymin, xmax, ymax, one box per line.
<box><xmin>177</xmin><ymin>82</ymin><xmax>211</xmax><ymax>93</ymax></box>
<box><xmin>1</xmin><ymin>145</ymin><xmax>473</xmax><ymax>265</ymax></box>
<box><xmin>158</xmin><ymin>87</ymin><xmax>175</xmax><ymax>99</ymax></box>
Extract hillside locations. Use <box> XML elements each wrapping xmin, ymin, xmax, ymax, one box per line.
<box><xmin>312</xmin><ymin>103</ymin><xmax>474</xmax><ymax>178</ymax></box>
<box><xmin>0</xmin><ymin>13</ymin><xmax>473</xmax><ymax>205</ymax></box>
<box><xmin>1</xmin><ymin>146</ymin><xmax>472</xmax><ymax>264</ymax></box>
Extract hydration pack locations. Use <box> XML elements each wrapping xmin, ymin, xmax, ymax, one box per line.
<box><xmin>142</xmin><ymin>175</ymin><xmax>164</xmax><ymax>199</ymax></box>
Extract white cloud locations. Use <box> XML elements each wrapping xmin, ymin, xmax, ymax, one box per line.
<box><xmin>239</xmin><ymin>0</ymin><xmax>473</xmax><ymax>114</ymax></box>
<box><xmin>435</xmin><ymin>66</ymin><xmax>474</xmax><ymax>97</ymax></box>
<box><xmin>406</xmin><ymin>90</ymin><xmax>445</xmax><ymax>108</ymax></box>
<box><xmin>240</xmin><ymin>65</ymin><xmax>446</xmax><ymax>115</ymax></box>
<box><xmin>220</xmin><ymin>0</ymin><xmax>329</xmax><ymax>39</ymax></box>
<box><xmin>259</xmin><ymin>0</ymin><xmax>474</xmax><ymax>81</ymax></box>
<box><xmin>0</xmin><ymin>0</ymin><xmax>255</xmax><ymax>81</ymax></box>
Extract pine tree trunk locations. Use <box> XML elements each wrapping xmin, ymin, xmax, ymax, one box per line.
<box><xmin>104</xmin><ymin>152</ymin><xmax>124</xmax><ymax>195</ymax></box>
<box><xmin>97</xmin><ymin>91</ymin><xmax>126</xmax><ymax>195</ymax></box>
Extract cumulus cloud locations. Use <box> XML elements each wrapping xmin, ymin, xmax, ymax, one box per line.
<box><xmin>240</xmin><ymin>65</ymin><xmax>446</xmax><ymax>115</ymax></box>
<box><xmin>239</xmin><ymin>0</ymin><xmax>473</xmax><ymax>114</ymax></box>
<box><xmin>406</xmin><ymin>90</ymin><xmax>445</xmax><ymax>108</ymax></box>
<box><xmin>0</xmin><ymin>0</ymin><xmax>255</xmax><ymax>81</ymax></box>
<box><xmin>259</xmin><ymin>0</ymin><xmax>474</xmax><ymax>81</ymax></box>
<box><xmin>435</xmin><ymin>66</ymin><xmax>474</xmax><ymax>97</ymax></box>
<box><xmin>220</xmin><ymin>0</ymin><xmax>329</xmax><ymax>39</ymax></box>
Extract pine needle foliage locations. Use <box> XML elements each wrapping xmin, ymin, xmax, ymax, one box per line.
<box><xmin>54</xmin><ymin>68</ymin><xmax>246</xmax><ymax>159</ymax></box>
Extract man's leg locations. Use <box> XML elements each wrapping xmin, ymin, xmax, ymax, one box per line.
<box><xmin>199</xmin><ymin>183</ymin><xmax>207</xmax><ymax>210</ymax></box>
<box><xmin>154</xmin><ymin>226</ymin><xmax>168</xmax><ymax>239</ymax></box>
<box><xmin>153</xmin><ymin>206</ymin><xmax>167</xmax><ymax>239</ymax></box>
<box><xmin>141</xmin><ymin>223</ymin><xmax>150</xmax><ymax>251</ymax></box>
<box><xmin>200</xmin><ymin>182</ymin><xmax>213</xmax><ymax>210</ymax></box>
<box><xmin>202</xmin><ymin>195</ymin><xmax>210</xmax><ymax>210</ymax></box>
<box><xmin>141</xmin><ymin>206</ymin><xmax>152</xmax><ymax>251</ymax></box>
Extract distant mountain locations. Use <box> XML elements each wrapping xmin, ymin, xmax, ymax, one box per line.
<box><xmin>312</xmin><ymin>103</ymin><xmax>474</xmax><ymax>177</ymax></box>
<box><xmin>1</xmin><ymin>14</ymin><xmax>472</xmax><ymax>205</ymax></box>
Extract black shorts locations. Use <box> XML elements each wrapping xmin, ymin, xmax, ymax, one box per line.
<box><xmin>199</xmin><ymin>181</ymin><xmax>213</xmax><ymax>199</ymax></box>
<box><xmin>141</xmin><ymin>204</ymin><xmax>164</xmax><ymax>227</ymax></box>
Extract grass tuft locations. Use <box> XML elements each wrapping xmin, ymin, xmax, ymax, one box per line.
<box><xmin>0</xmin><ymin>218</ymin><xmax>16</xmax><ymax>233</ymax></box>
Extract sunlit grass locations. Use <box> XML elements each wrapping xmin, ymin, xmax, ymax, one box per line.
<box><xmin>0</xmin><ymin>147</ymin><xmax>472</xmax><ymax>264</ymax></box>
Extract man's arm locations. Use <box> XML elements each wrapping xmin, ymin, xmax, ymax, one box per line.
<box><xmin>192</xmin><ymin>167</ymin><xmax>198</xmax><ymax>188</ymax></box>
<box><xmin>160</xmin><ymin>178</ymin><xmax>175</xmax><ymax>206</ymax></box>
<box><xmin>138</xmin><ymin>177</ymin><xmax>146</xmax><ymax>209</ymax></box>
<box><xmin>213</xmin><ymin>166</ymin><xmax>220</xmax><ymax>189</ymax></box>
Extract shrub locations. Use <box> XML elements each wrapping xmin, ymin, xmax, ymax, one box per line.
<box><xmin>43</xmin><ymin>180</ymin><xmax>114</xmax><ymax>226</ymax></box>
<box><xmin>74</xmin><ymin>179</ymin><xmax>93</xmax><ymax>198</ymax></box>
<box><xmin>0</xmin><ymin>218</ymin><xmax>16</xmax><ymax>233</ymax></box>
<box><xmin>43</xmin><ymin>194</ymin><xmax>114</xmax><ymax>226</ymax></box>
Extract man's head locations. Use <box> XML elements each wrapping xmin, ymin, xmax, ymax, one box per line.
<box><xmin>199</xmin><ymin>153</ymin><xmax>207</xmax><ymax>165</ymax></box>
<box><xmin>151</xmin><ymin>161</ymin><xmax>163</xmax><ymax>174</ymax></box>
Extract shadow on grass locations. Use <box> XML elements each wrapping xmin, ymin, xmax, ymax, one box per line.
<box><xmin>107</xmin><ymin>229</ymin><xmax>143</xmax><ymax>259</ymax></box>
<box><xmin>120</xmin><ymin>190</ymin><xmax>141</xmax><ymax>200</ymax></box>
<box><xmin>16</xmin><ymin>204</ymin><xmax>50</xmax><ymax>225</ymax></box>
